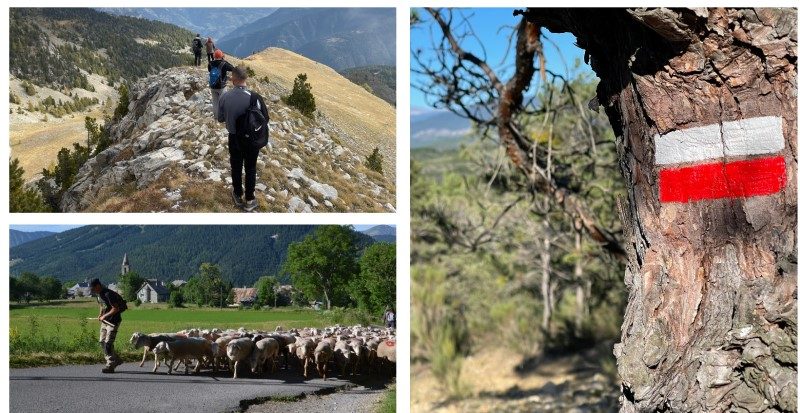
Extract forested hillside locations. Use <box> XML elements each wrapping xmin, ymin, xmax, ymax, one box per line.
<box><xmin>340</xmin><ymin>65</ymin><xmax>396</xmax><ymax>106</ymax></box>
<box><xmin>100</xmin><ymin>8</ymin><xmax>276</xmax><ymax>40</ymax></box>
<box><xmin>10</xmin><ymin>8</ymin><xmax>193</xmax><ymax>89</ymax></box>
<box><xmin>9</xmin><ymin>230</ymin><xmax>56</xmax><ymax>248</ymax></box>
<box><xmin>10</xmin><ymin>225</ymin><xmax>375</xmax><ymax>286</ymax></box>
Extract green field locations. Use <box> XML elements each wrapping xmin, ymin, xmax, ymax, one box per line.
<box><xmin>10</xmin><ymin>299</ymin><xmax>358</xmax><ymax>368</ymax></box>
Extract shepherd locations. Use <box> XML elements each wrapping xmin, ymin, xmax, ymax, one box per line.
<box><xmin>90</xmin><ymin>278</ymin><xmax>128</xmax><ymax>373</ymax></box>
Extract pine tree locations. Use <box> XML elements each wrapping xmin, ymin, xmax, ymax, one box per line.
<box><xmin>10</xmin><ymin>158</ymin><xmax>50</xmax><ymax>212</ymax></box>
<box><xmin>283</xmin><ymin>73</ymin><xmax>316</xmax><ymax>118</ymax></box>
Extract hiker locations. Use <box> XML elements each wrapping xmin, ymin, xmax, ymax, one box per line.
<box><xmin>90</xmin><ymin>278</ymin><xmax>127</xmax><ymax>373</ymax></box>
<box><xmin>208</xmin><ymin>49</ymin><xmax>235</xmax><ymax>117</ymax></box>
<box><xmin>216</xmin><ymin>66</ymin><xmax>269</xmax><ymax>212</ymax></box>
<box><xmin>205</xmin><ymin>37</ymin><xmax>215</xmax><ymax>63</ymax></box>
<box><xmin>383</xmin><ymin>307</ymin><xmax>396</xmax><ymax>329</ymax></box>
<box><xmin>192</xmin><ymin>34</ymin><xmax>203</xmax><ymax>66</ymax></box>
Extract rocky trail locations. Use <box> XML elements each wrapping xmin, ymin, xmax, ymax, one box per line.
<box><xmin>58</xmin><ymin>67</ymin><xmax>395</xmax><ymax>213</ymax></box>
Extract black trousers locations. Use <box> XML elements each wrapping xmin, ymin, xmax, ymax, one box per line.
<box><xmin>207</xmin><ymin>53</ymin><xmax>213</xmax><ymax>63</ymax></box>
<box><xmin>228</xmin><ymin>134</ymin><xmax>260</xmax><ymax>201</ymax></box>
<box><xmin>194</xmin><ymin>52</ymin><xmax>202</xmax><ymax>66</ymax></box>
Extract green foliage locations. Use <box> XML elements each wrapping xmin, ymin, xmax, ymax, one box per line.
<box><xmin>168</xmin><ymin>290</ymin><xmax>184</xmax><ymax>308</ymax></box>
<box><xmin>282</xmin><ymin>73</ymin><xmax>316</xmax><ymax>118</ymax></box>
<box><xmin>10</xmin><ymin>92</ymin><xmax>21</xmax><ymax>104</ymax></box>
<box><xmin>21</xmin><ymin>81</ymin><xmax>36</xmax><ymax>96</ymax></box>
<box><xmin>38</xmin><ymin>142</ymin><xmax>91</xmax><ymax>210</ymax></box>
<box><xmin>85</xmin><ymin>116</ymin><xmax>111</xmax><ymax>154</ymax></box>
<box><xmin>350</xmin><ymin>243</ymin><xmax>396</xmax><ymax>314</ymax></box>
<box><xmin>245</xmin><ymin>66</ymin><xmax>256</xmax><ymax>78</ymax></box>
<box><xmin>33</xmin><ymin>95</ymin><xmax>99</xmax><ymax>117</ymax></box>
<box><xmin>254</xmin><ymin>276</ymin><xmax>278</xmax><ymax>307</ymax></box>
<box><xmin>283</xmin><ymin>226</ymin><xmax>359</xmax><ymax>309</ymax></box>
<box><xmin>10</xmin><ymin>8</ymin><xmax>192</xmax><ymax>90</ymax></box>
<box><xmin>117</xmin><ymin>271</ymin><xmax>145</xmax><ymax>302</ymax></box>
<box><xmin>10</xmin><ymin>272</ymin><xmax>63</xmax><ymax>302</ymax></box>
<box><xmin>183</xmin><ymin>263</ymin><xmax>232</xmax><ymax>308</ymax></box>
<box><xmin>134</xmin><ymin>299</ymin><xmax>142</xmax><ymax>307</ymax></box>
<box><xmin>112</xmin><ymin>83</ymin><xmax>129</xmax><ymax>122</ymax></box>
<box><xmin>10</xmin><ymin>158</ymin><xmax>50</xmax><ymax>212</ymax></box>
<box><xmin>366</xmin><ymin>147</ymin><xmax>384</xmax><ymax>175</ymax></box>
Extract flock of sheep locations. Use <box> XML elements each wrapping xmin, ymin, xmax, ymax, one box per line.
<box><xmin>129</xmin><ymin>325</ymin><xmax>396</xmax><ymax>380</ymax></box>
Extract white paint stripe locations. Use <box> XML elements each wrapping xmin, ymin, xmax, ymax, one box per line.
<box><xmin>654</xmin><ymin>116</ymin><xmax>784</xmax><ymax>165</ymax></box>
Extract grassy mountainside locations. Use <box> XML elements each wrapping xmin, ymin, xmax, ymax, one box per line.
<box><xmin>99</xmin><ymin>8</ymin><xmax>277</xmax><ymax>40</ymax></box>
<box><xmin>10</xmin><ymin>225</ymin><xmax>375</xmax><ymax>286</ymax></box>
<box><xmin>340</xmin><ymin>65</ymin><xmax>396</xmax><ymax>106</ymax></box>
<box><xmin>217</xmin><ymin>8</ymin><xmax>395</xmax><ymax>70</ymax></box>
<box><xmin>10</xmin><ymin>8</ymin><xmax>192</xmax><ymax>89</ymax></box>
<box><xmin>236</xmin><ymin>48</ymin><xmax>396</xmax><ymax>179</ymax></box>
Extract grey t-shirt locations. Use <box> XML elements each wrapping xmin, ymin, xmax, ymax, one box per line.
<box><xmin>217</xmin><ymin>86</ymin><xmax>256</xmax><ymax>135</ymax></box>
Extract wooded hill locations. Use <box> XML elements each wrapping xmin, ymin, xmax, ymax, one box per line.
<box><xmin>9</xmin><ymin>225</ymin><xmax>376</xmax><ymax>286</ymax></box>
<box><xmin>340</xmin><ymin>65</ymin><xmax>396</xmax><ymax>106</ymax></box>
<box><xmin>10</xmin><ymin>8</ymin><xmax>193</xmax><ymax>89</ymax></box>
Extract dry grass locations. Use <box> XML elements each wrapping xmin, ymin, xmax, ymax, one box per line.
<box><xmin>231</xmin><ymin>49</ymin><xmax>396</xmax><ymax>180</ymax></box>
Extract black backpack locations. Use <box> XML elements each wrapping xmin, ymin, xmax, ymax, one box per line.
<box><xmin>237</xmin><ymin>92</ymin><xmax>269</xmax><ymax>149</ymax></box>
<box><xmin>107</xmin><ymin>289</ymin><xmax>128</xmax><ymax>313</ymax></box>
<box><xmin>192</xmin><ymin>38</ymin><xmax>202</xmax><ymax>52</ymax></box>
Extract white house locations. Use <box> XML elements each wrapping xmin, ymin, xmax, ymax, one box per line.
<box><xmin>136</xmin><ymin>279</ymin><xmax>170</xmax><ymax>303</ymax></box>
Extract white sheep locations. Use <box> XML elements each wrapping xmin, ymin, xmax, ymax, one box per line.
<box><xmin>226</xmin><ymin>337</ymin><xmax>254</xmax><ymax>379</ymax></box>
<box><xmin>250</xmin><ymin>337</ymin><xmax>280</xmax><ymax>375</ymax></box>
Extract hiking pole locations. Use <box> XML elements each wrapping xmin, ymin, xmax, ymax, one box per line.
<box><xmin>86</xmin><ymin>317</ymin><xmax>116</xmax><ymax>327</ymax></box>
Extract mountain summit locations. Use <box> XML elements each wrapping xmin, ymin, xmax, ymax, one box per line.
<box><xmin>59</xmin><ymin>58</ymin><xmax>395</xmax><ymax>212</ymax></box>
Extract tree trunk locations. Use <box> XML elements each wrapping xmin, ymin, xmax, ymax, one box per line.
<box><xmin>541</xmin><ymin>233</ymin><xmax>552</xmax><ymax>334</ymax></box>
<box><xmin>525</xmin><ymin>8</ymin><xmax>797</xmax><ymax>412</ymax></box>
<box><xmin>323</xmin><ymin>289</ymin><xmax>331</xmax><ymax>310</ymax></box>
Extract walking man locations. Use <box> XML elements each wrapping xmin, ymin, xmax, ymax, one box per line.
<box><xmin>216</xmin><ymin>66</ymin><xmax>269</xmax><ymax>212</ymax></box>
<box><xmin>383</xmin><ymin>307</ymin><xmax>396</xmax><ymax>329</ymax></box>
<box><xmin>205</xmin><ymin>37</ymin><xmax>216</xmax><ymax>63</ymax></box>
<box><xmin>90</xmin><ymin>278</ymin><xmax>127</xmax><ymax>373</ymax></box>
<box><xmin>208</xmin><ymin>49</ymin><xmax>235</xmax><ymax>117</ymax></box>
<box><xmin>192</xmin><ymin>34</ymin><xmax>203</xmax><ymax>66</ymax></box>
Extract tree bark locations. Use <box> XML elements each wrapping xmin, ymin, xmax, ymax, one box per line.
<box><xmin>541</xmin><ymin>232</ymin><xmax>552</xmax><ymax>334</ymax></box>
<box><xmin>575</xmin><ymin>232</ymin><xmax>585</xmax><ymax>329</ymax></box>
<box><xmin>523</xmin><ymin>8</ymin><xmax>796</xmax><ymax>412</ymax></box>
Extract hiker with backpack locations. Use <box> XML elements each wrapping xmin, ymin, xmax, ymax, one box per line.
<box><xmin>90</xmin><ymin>278</ymin><xmax>127</xmax><ymax>373</ymax></box>
<box><xmin>208</xmin><ymin>49</ymin><xmax>235</xmax><ymax>117</ymax></box>
<box><xmin>216</xmin><ymin>66</ymin><xmax>269</xmax><ymax>212</ymax></box>
<box><xmin>205</xmin><ymin>37</ymin><xmax>215</xmax><ymax>63</ymax></box>
<box><xmin>191</xmin><ymin>34</ymin><xmax>203</xmax><ymax>66</ymax></box>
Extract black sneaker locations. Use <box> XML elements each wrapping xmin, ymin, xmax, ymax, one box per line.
<box><xmin>112</xmin><ymin>359</ymin><xmax>124</xmax><ymax>368</ymax></box>
<box><xmin>231</xmin><ymin>189</ymin><xmax>244</xmax><ymax>209</ymax></box>
<box><xmin>101</xmin><ymin>366</ymin><xmax>115</xmax><ymax>374</ymax></box>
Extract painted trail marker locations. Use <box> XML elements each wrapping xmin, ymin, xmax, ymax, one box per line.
<box><xmin>656</xmin><ymin>116</ymin><xmax>786</xmax><ymax>203</ymax></box>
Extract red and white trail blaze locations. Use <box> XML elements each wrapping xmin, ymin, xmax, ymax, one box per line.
<box><xmin>655</xmin><ymin>116</ymin><xmax>787</xmax><ymax>203</ymax></box>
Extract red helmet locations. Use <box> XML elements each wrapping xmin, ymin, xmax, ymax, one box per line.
<box><xmin>213</xmin><ymin>50</ymin><xmax>224</xmax><ymax>59</ymax></box>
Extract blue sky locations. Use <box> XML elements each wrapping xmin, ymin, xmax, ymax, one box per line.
<box><xmin>411</xmin><ymin>8</ymin><xmax>591</xmax><ymax>110</ymax></box>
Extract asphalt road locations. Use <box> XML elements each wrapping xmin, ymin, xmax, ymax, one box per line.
<box><xmin>10</xmin><ymin>362</ymin><xmax>355</xmax><ymax>413</ymax></box>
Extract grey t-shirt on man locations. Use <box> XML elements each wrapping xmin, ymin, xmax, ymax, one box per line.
<box><xmin>217</xmin><ymin>86</ymin><xmax>254</xmax><ymax>135</ymax></box>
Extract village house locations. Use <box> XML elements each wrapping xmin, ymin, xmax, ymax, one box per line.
<box><xmin>136</xmin><ymin>279</ymin><xmax>170</xmax><ymax>303</ymax></box>
<box><xmin>232</xmin><ymin>287</ymin><xmax>258</xmax><ymax>307</ymax></box>
<box><xmin>171</xmin><ymin>280</ymin><xmax>187</xmax><ymax>289</ymax></box>
<box><xmin>67</xmin><ymin>279</ymin><xmax>92</xmax><ymax>298</ymax></box>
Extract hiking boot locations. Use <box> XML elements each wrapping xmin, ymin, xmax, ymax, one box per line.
<box><xmin>243</xmin><ymin>198</ymin><xmax>258</xmax><ymax>212</ymax></box>
<box><xmin>231</xmin><ymin>189</ymin><xmax>244</xmax><ymax>209</ymax></box>
<box><xmin>101</xmin><ymin>366</ymin><xmax>116</xmax><ymax>374</ymax></box>
<box><xmin>111</xmin><ymin>359</ymin><xmax>124</xmax><ymax>369</ymax></box>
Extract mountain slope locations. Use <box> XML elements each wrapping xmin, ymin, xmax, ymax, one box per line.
<box><xmin>60</xmin><ymin>63</ymin><xmax>395</xmax><ymax>213</ymax></box>
<box><xmin>237</xmin><ymin>49</ymin><xmax>395</xmax><ymax>180</ymax></box>
<box><xmin>361</xmin><ymin>225</ymin><xmax>396</xmax><ymax>243</ymax></box>
<box><xmin>340</xmin><ymin>65</ymin><xmax>396</xmax><ymax>106</ymax></box>
<box><xmin>99</xmin><ymin>8</ymin><xmax>277</xmax><ymax>40</ymax></box>
<box><xmin>216</xmin><ymin>8</ymin><xmax>395</xmax><ymax>70</ymax></box>
<box><xmin>10</xmin><ymin>8</ymin><xmax>192</xmax><ymax>89</ymax></box>
<box><xmin>10</xmin><ymin>225</ymin><xmax>375</xmax><ymax>286</ymax></box>
<box><xmin>9</xmin><ymin>230</ymin><xmax>56</xmax><ymax>248</ymax></box>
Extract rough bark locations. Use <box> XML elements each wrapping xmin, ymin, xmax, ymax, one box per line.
<box><xmin>541</xmin><ymin>233</ymin><xmax>553</xmax><ymax>333</ymax></box>
<box><xmin>522</xmin><ymin>8</ymin><xmax>797</xmax><ymax>412</ymax></box>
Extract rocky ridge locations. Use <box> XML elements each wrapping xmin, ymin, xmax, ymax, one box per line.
<box><xmin>60</xmin><ymin>67</ymin><xmax>395</xmax><ymax>212</ymax></box>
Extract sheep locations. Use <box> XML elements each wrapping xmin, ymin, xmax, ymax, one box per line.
<box><xmin>214</xmin><ymin>336</ymin><xmax>235</xmax><ymax>370</ymax></box>
<box><xmin>314</xmin><ymin>340</ymin><xmax>334</xmax><ymax>380</ymax></box>
<box><xmin>334</xmin><ymin>339</ymin><xmax>354</xmax><ymax>377</ymax></box>
<box><xmin>250</xmin><ymin>337</ymin><xmax>280</xmax><ymax>375</ymax></box>
<box><xmin>294</xmin><ymin>338</ymin><xmax>316</xmax><ymax>379</ymax></box>
<box><xmin>152</xmin><ymin>338</ymin><xmax>217</xmax><ymax>375</ymax></box>
<box><xmin>226</xmin><ymin>337</ymin><xmax>255</xmax><ymax>379</ymax></box>
<box><xmin>266</xmin><ymin>334</ymin><xmax>296</xmax><ymax>370</ymax></box>
<box><xmin>348</xmin><ymin>338</ymin><xmax>367</xmax><ymax>374</ymax></box>
<box><xmin>129</xmin><ymin>332</ymin><xmax>183</xmax><ymax>371</ymax></box>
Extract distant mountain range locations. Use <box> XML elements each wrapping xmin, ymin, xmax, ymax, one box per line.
<box><xmin>411</xmin><ymin>108</ymin><xmax>473</xmax><ymax>149</ymax></box>
<box><xmin>361</xmin><ymin>225</ymin><xmax>396</xmax><ymax>243</ymax></box>
<box><xmin>340</xmin><ymin>65</ymin><xmax>396</xmax><ymax>106</ymax></box>
<box><xmin>100</xmin><ymin>8</ymin><xmax>277</xmax><ymax>41</ymax></box>
<box><xmin>9</xmin><ymin>229</ymin><xmax>55</xmax><ymax>248</ymax></box>
<box><xmin>217</xmin><ymin>8</ymin><xmax>395</xmax><ymax>70</ymax></box>
<box><xmin>9</xmin><ymin>226</ymin><xmax>377</xmax><ymax>286</ymax></box>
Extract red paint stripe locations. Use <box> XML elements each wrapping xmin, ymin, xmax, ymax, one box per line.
<box><xmin>659</xmin><ymin>156</ymin><xmax>786</xmax><ymax>203</ymax></box>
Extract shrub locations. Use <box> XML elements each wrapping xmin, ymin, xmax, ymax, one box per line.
<box><xmin>245</xmin><ymin>66</ymin><xmax>256</xmax><ymax>78</ymax></box>
<box><xmin>134</xmin><ymin>298</ymin><xmax>142</xmax><ymax>307</ymax></box>
<box><xmin>10</xmin><ymin>92</ymin><xmax>21</xmax><ymax>104</ymax></box>
<box><xmin>366</xmin><ymin>147</ymin><xmax>384</xmax><ymax>175</ymax></box>
<box><xmin>112</xmin><ymin>83</ymin><xmax>129</xmax><ymax>121</ymax></box>
<box><xmin>168</xmin><ymin>290</ymin><xmax>184</xmax><ymax>308</ymax></box>
<box><xmin>22</xmin><ymin>81</ymin><xmax>36</xmax><ymax>96</ymax></box>
<box><xmin>282</xmin><ymin>73</ymin><xmax>316</xmax><ymax>118</ymax></box>
<box><xmin>361</xmin><ymin>82</ymin><xmax>373</xmax><ymax>94</ymax></box>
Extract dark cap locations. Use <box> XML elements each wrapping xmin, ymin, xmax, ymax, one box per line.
<box><xmin>89</xmin><ymin>278</ymin><xmax>102</xmax><ymax>287</ymax></box>
<box><xmin>232</xmin><ymin>65</ymin><xmax>248</xmax><ymax>81</ymax></box>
